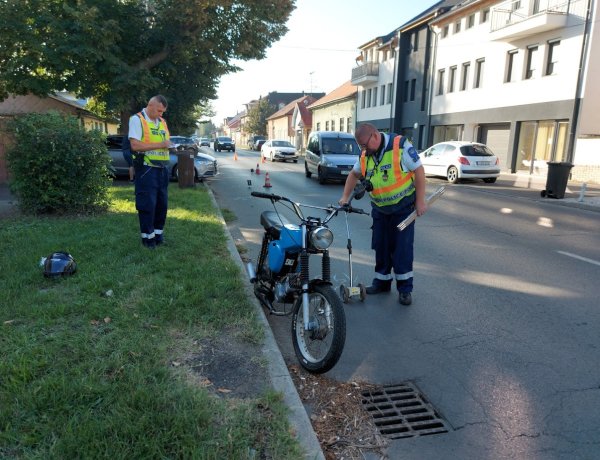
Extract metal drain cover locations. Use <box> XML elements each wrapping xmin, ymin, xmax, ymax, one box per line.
<box><xmin>361</xmin><ymin>382</ymin><xmax>450</xmax><ymax>439</ymax></box>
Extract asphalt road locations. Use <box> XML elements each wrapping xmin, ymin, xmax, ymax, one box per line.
<box><xmin>207</xmin><ymin>147</ymin><xmax>600</xmax><ymax>460</ymax></box>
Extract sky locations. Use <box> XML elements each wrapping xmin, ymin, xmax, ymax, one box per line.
<box><xmin>211</xmin><ymin>0</ymin><xmax>438</xmax><ymax>124</ymax></box>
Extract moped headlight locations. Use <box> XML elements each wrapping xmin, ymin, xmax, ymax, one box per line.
<box><xmin>309</xmin><ymin>227</ymin><xmax>333</xmax><ymax>250</ymax></box>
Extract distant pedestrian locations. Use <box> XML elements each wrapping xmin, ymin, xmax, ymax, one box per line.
<box><xmin>128</xmin><ymin>95</ymin><xmax>172</xmax><ymax>249</ymax></box>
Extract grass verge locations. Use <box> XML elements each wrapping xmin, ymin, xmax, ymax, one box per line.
<box><xmin>0</xmin><ymin>184</ymin><xmax>302</xmax><ymax>459</ymax></box>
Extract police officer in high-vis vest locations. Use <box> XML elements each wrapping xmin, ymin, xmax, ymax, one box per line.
<box><xmin>128</xmin><ymin>95</ymin><xmax>172</xmax><ymax>249</ymax></box>
<box><xmin>340</xmin><ymin>123</ymin><xmax>428</xmax><ymax>305</ymax></box>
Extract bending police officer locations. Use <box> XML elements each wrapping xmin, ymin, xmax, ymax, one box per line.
<box><xmin>128</xmin><ymin>95</ymin><xmax>172</xmax><ymax>248</ymax></box>
<box><xmin>339</xmin><ymin>123</ymin><xmax>428</xmax><ymax>305</ymax></box>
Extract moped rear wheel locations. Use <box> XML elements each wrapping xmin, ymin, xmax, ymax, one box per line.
<box><xmin>291</xmin><ymin>284</ymin><xmax>346</xmax><ymax>374</ymax></box>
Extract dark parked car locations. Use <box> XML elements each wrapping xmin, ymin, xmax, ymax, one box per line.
<box><xmin>304</xmin><ymin>131</ymin><xmax>361</xmax><ymax>184</ymax></box>
<box><xmin>214</xmin><ymin>136</ymin><xmax>235</xmax><ymax>152</ymax></box>
<box><xmin>170</xmin><ymin>136</ymin><xmax>199</xmax><ymax>152</ymax></box>
<box><xmin>107</xmin><ymin>135</ymin><xmax>218</xmax><ymax>181</ymax></box>
<box><xmin>248</xmin><ymin>135</ymin><xmax>266</xmax><ymax>150</ymax></box>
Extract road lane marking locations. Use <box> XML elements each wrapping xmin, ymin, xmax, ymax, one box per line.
<box><xmin>557</xmin><ymin>251</ymin><xmax>600</xmax><ymax>267</ymax></box>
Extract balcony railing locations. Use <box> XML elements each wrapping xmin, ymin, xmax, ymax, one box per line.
<box><xmin>351</xmin><ymin>62</ymin><xmax>379</xmax><ymax>84</ymax></box>
<box><xmin>490</xmin><ymin>0</ymin><xmax>569</xmax><ymax>40</ymax></box>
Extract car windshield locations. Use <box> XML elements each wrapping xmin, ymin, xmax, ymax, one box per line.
<box><xmin>273</xmin><ymin>141</ymin><xmax>293</xmax><ymax>148</ymax></box>
<box><xmin>218</xmin><ymin>137</ymin><xmax>232</xmax><ymax>142</ymax></box>
<box><xmin>171</xmin><ymin>137</ymin><xmax>193</xmax><ymax>144</ymax></box>
<box><xmin>460</xmin><ymin>144</ymin><xmax>494</xmax><ymax>157</ymax></box>
<box><xmin>322</xmin><ymin>138</ymin><xmax>360</xmax><ymax>155</ymax></box>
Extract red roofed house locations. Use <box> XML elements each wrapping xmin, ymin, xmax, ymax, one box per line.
<box><xmin>266</xmin><ymin>95</ymin><xmax>319</xmax><ymax>152</ymax></box>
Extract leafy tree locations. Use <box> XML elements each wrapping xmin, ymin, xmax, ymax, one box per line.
<box><xmin>245</xmin><ymin>98</ymin><xmax>276</xmax><ymax>136</ymax></box>
<box><xmin>0</xmin><ymin>0</ymin><xmax>295</xmax><ymax>133</ymax></box>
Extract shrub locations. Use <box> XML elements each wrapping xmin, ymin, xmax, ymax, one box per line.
<box><xmin>7</xmin><ymin>111</ymin><xmax>112</xmax><ymax>214</ymax></box>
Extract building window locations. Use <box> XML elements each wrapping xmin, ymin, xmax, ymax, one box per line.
<box><xmin>454</xmin><ymin>20</ymin><xmax>461</xmax><ymax>34</ymax></box>
<box><xmin>331</xmin><ymin>120</ymin><xmax>335</xmax><ymax>131</ymax></box>
<box><xmin>381</xmin><ymin>84</ymin><xmax>386</xmax><ymax>105</ymax></box>
<box><xmin>460</xmin><ymin>62</ymin><xmax>470</xmax><ymax>90</ymax></box>
<box><xmin>448</xmin><ymin>66</ymin><xmax>457</xmax><ymax>93</ymax></box>
<box><xmin>387</xmin><ymin>83</ymin><xmax>393</xmax><ymax>103</ymax></box>
<box><xmin>373</xmin><ymin>87</ymin><xmax>378</xmax><ymax>106</ymax></box>
<box><xmin>361</xmin><ymin>90</ymin><xmax>366</xmax><ymax>108</ymax></box>
<box><xmin>467</xmin><ymin>14</ymin><xmax>475</xmax><ymax>29</ymax></box>
<box><xmin>411</xmin><ymin>30</ymin><xmax>419</xmax><ymax>52</ymax></box>
<box><xmin>347</xmin><ymin>116</ymin><xmax>352</xmax><ymax>133</ymax></box>
<box><xmin>410</xmin><ymin>79</ymin><xmax>416</xmax><ymax>101</ymax></box>
<box><xmin>316</xmin><ymin>122</ymin><xmax>320</xmax><ymax>131</ymax></box>
<box><xmin>526</xmin><ymin>45</ymin><xmax>538</xmax><ymax>79</ymax></box>
<box><xmin>474</xmin><ymin>58</ymin><xmax>485</xmax><ymax>88</ymax></box>
<box><xmin>506</xmin><ymin>50</ymin><xmax>518</xmax><ymax>83</ymax></box>
<box><xmin>480</xmin><ymin>9</ymin><xmax>489</xmax><ymax>23</ymax></box>
<box><xmin>442</xmin><ymin>25</ymin><xmax>449</xmax><ymax>38</ymax></box>
<box><xmin>367</xmin><ymin>88</ymin><xmax>372</xmax><ymax>107</ymax></box>
<box><xmin>546</xmin><ymin>40</ymin><xmax>560</xmax><ymax>75</ymax></box>
<box><xmin>340</xmin><ymin>118</ymin><xmax>344</xmax><ymax>132</ymax></box>
<box><xmin>438</xmin><ymin>69</ymin><xmax>445</xmax><ymax>95</ymax></box>
<box><xmin>325</xmin><ymin>121</ymin><xmax>329</xmax><ymax>131</ymax></box>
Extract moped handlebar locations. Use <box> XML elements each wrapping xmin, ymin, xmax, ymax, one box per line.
<box><xmin>251</xmin><ymin>191</ymin><xmax>284</xmax><ymax>201</ymax></box>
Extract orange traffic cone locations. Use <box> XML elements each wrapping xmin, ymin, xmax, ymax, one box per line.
<box><xmin>255</xmin><ymin>163</ymin><xmax>261</xmax><ymax>175</ymax></box>
<box><xmin>261</xmin><ymin>154</ymin><xmax>266</xmax><ymax>164</ymax></box>
<box><xmin>233</xmin><ymin>151</ymin><xmax>238</xmax><ymax>161</ymax></box>
<box><xmin>263</xmin><ymin>172</ymin><xmax>272</xmax><ymax>188</ymax></box>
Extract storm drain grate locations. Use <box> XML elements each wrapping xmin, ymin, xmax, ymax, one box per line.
<box><xmin>361</xmin><ymin>382</ymin><xmax>451</xmax><ymax>439</ymax></box>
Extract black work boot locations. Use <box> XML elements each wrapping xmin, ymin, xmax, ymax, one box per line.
<box><xmin>399</xmin><ymin>292</ymin><xmax>412</xmax><ymax>305</ymax></box>
<box><xmin>365</xmin><ymin>280</ymin><xmax>391</xmax><ymax>295</ymax></box>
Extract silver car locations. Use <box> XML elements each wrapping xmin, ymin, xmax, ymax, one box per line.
<box><xmin>304</xmin><ymin>131</ymin><xmax>361</xmax><ymax>184</ymax></box>
<box><xmin>107</xmin><ymin>135</ymin><xmax>218</xmax><ymax>181</ymax></box>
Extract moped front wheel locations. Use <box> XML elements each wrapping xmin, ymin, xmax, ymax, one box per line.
<box><xmin>291</xmin><ymin>284</ymin><xmax>346</xmax><ymax>374</ymax></box>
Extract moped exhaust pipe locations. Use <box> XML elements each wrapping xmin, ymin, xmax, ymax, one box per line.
<box><xmin>246</xmin><ymin>262</ymin><xmax>257</xmax><ymax>283</ymax></box>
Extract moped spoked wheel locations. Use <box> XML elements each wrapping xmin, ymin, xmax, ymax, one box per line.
<box><xmin>291</xmin><ymin>284</ymin><xmax>346</xmax><ymax>374</ymax></box>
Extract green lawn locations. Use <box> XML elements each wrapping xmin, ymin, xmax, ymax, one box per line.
<box><xmin>0</xmin><ymin>184</ymin><xmax>302</xmax><ymax>459</ymax></box>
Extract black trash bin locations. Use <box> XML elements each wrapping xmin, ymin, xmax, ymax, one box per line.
<box><xmin>541</xmin><ymin>162</ymin><xmax>573</xmax><ymax>199</ymax></box>
<box><xmin>177</xmin><ymin>150</ymin><xmax>195</xmax><ymax>188</ymax></box>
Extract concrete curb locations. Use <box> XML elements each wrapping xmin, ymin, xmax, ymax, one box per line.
<box><xmin>206</xmin><ymin>186</ymin><xmax>325</xmax><ymax>460</ymax></box>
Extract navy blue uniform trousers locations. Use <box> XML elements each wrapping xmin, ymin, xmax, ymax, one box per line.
<box><xmin>135</xmin><ymin>165</ymin><xmax>169</xmax><ymax>243</ymax></box>
<box><xmin>370</xmin><ymin>197</ymin><xmax>415</xmax><ymax>293</ymax></box>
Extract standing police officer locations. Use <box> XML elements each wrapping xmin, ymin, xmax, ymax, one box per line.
<box><xmin>339</xmin><ymin>123</ymin><xmax>428</xmax><ymax>305</ymax></box>
<box><xmin>128</xmin><ymin>95</ymin><xmax>172</xmax><ymax>248</ymax></box>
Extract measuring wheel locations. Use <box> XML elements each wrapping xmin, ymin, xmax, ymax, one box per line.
<box><xmin>339</xmin><ymin>284</ymin><xmax>350</xmax><ymax>303</ymax></box>
<box><xmin>358</xmin><ymin>283</ymin><xmax>366</xmax><ymax>302</ymax></box>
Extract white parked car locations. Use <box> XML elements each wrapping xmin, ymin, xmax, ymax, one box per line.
<box><xmin>261</xmin><ymin>140</ymin><xmax>299</xmax><ymax>163</ymax></box>
<box><xmin>420</xmin><ymin>141</ymin><xmax>500</xmax><ymax>184</ymax></box>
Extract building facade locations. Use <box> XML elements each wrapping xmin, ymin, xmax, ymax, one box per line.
<box><xmin>307</xmin><ymin>81</ymin><xmax>357</xmax><ymax>134</ymax></box>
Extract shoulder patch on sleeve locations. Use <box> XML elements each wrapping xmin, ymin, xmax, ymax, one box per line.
<box><xmin>407</xmin><ymin>145</ymin><xmax>420</xmax><ymax>162</ymax></box>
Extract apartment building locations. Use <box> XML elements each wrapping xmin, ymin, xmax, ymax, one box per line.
<box><xmin>351</xmin><ymin>30</ymin><xmax>398</xmax><ymax>133</ymax></box>
<box><xmin>429</xmin><ymin>0</ymin><xmax>599</xmax><ymax>181</ymax></box>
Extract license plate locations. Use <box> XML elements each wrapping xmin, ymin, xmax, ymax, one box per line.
<box><xmin>477</xmin><ymin>161</ymin><xmax>491</xmax><ymax>166</ymax></box>
<box><xmin>341</xmin><ymin>170</ymin><xmax>349</xmax><ymax>175</ymax></box>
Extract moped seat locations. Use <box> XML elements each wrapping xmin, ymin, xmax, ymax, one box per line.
<box><xmin>260</xmin><ymin>211</ymin><xmax>292</xmax><ymax>239</ymax></box>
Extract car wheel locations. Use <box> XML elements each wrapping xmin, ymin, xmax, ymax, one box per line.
<box><xmin>483</xmin><ymin>178</ymin><xmax>497</xmax><ymax>183</ymax></box>
<box><xmin>270</xmin><ymin>152</ymin><xmax>274</xmax><ymax>162</ymax></box>
<box><xmin>305</xmin><ymin>162</ymin><xmax>312</xmax><ymax>178</ymax></box>
<box><xmin>318</xmin><ymin>167</ymin><xmax>326</xmax><ymax>184</ymax></box>
<box><xmin>173</xmin><ymin>164</ymin><xmax>179</xmax><ymax>180</ymax></box>
<box><xmin>293</xmin><ymin>159</ymin><xmax>298</xmax><ymax>163</ymax></box>
<box><xmin>447</xmin><ymin>166</ymin><xmax>459</xmax><ymax>184</ymax></box>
